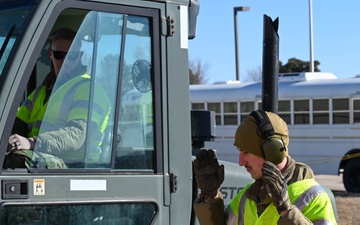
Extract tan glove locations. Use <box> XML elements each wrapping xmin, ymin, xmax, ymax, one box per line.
<box><xmin>193</xmin><ymin>149</ymin><xmax>224</xmax><ymax>200</ymax></box>
<box><xmin>262</xmin><ymin>161</ymin><xmax>292</xmax><ymax>214</ymax></box>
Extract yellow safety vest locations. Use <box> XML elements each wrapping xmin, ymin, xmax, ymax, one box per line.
<box><xmin>39</xmin><ymin>74</ymin><xmax>110</xmax><ymax>163</ymax></box>
<box><xmin>16</xmin><ymin>84</ymin><xmax>49</xmax><ymax>137</ymax></box>
<box><xmin>227</xmin><ymin>179</ymin><xmax>337</xmax><ymax>225</ymax></box>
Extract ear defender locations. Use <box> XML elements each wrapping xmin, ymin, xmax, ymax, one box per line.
<box><xmin>250</xmin><ymin>110</ymin><xmax>287</xmax><ymax>164</ymax></box>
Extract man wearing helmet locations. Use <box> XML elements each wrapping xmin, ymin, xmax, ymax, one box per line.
<box><xmin>193</xmin><ymin>109</ymin><xmax>337</xmax><ymax>225</ymax></box>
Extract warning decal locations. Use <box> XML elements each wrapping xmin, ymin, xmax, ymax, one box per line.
<box><xmin>34</xmin><ymin>179</ymin><xmax>45</xmax><ymax>195</ymax></box>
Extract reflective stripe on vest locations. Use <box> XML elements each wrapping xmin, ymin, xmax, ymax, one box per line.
<box><xmin>57</xmin><ymin>77</ymin><xmax>90</xmax><ymax>125</ymax></box>
<box><xmin>294</xmin><ymin>185</ymin><xmax>325</xmax><ymax>211</ymax></box>
<box><xmin>237</xmin><ymin>191</ymin><xmax>247</xmax><ymax>225</ymax></box>
<box><xmin>41</xmin><ymin>74</ymin><xmax>108</xmax><ymax>130</ymax></box>
<box><xmin>226</xmin><ymin>182</ymin><xmax>252</xmax><ymax>225</ymax></box>
<box><xmin>314</xmin><ymin>220</ymin><xmax>335</xmax><ymax>225</ymax></box>
<box><xmin>39</xmin><ymin>77</ymin><xmax>87</xmax><ymax>131</ymax></box>
<box><xmin>38</xmin><ymin>74</ymin><xmax>110</xmax><ymax>162</ymax></box>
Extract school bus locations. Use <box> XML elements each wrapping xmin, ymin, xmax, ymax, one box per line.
<box><xmin>190</xmin><ymin>72</ymin><xmax>360</xmax><ymax>193</ymax></box>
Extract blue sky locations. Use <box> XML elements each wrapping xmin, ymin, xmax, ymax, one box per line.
<box><xmin>188</xmin><ymin>1</ymin><xmax>360</xmax><ymax>84</ymax></box>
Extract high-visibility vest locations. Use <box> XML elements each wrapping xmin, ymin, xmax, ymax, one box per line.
<box><xmin>227</xmin><ymin>179</ymin><xmax>337</xmax><ymax>225</ymax></box>
<box><xmin>38</xmin><ymin>74</ymin><xmax>110</xmax><ymax>163</ymax></box>
<box><xmin>16</xmin><ymin>84</ymin><xmax>49</xmax><ymax>138</ymax></box>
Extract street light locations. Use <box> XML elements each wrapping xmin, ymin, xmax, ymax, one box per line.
<box><xmin>234</xmin><ymin>6</ymin><xmax>250</xmax><ymax>81</ymax></box>
<box><xmin>309</xmin><ymin>0</ymin><xmax>314</xmax><ymax>72</ymax></box>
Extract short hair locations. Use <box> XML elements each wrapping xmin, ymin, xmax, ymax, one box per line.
<box><xmin>50</xmin><ymin>28</ymin><xmax>76</xmax><ymax>43</ymax></box>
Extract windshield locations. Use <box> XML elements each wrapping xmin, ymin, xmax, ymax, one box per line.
<box><xmin>0</xmin><ymin>0</ymin><xmax>36</xmax><ymax>76</ymax></box>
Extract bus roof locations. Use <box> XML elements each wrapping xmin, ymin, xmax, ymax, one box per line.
<box><xmin>190</xmin><ymin>76</ymin><xmax>360</xmax><ymax>102</ymax></box>
<box><xmin>278</xmin><ymin>72</ymin><xmax>337</xmax><ymax>82</ymax></box>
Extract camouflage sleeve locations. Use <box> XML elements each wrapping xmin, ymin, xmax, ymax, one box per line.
<box><xmin>36</xmin><ymin>119</ymin><xmax>87</xmax><ymax>153</ymax></box>
<box><xmin>278</xmin><ymin>206</ymin><xmax>313</xmax><ymax>225</ymax></box>
<box><xmin>193</xmin><ymin>192</ymin><xmax>226</xmax><ymax>225</ymax></box>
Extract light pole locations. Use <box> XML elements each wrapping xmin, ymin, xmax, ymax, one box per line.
<box><xmin>234</xmin><ymin>6</ymin><xmax>250</xmax><ymax>81</ymax></box>
<box><xmin>309</xmin><ymin>0</ymin><xmax>314</xmax><ymax>72</ymax></box>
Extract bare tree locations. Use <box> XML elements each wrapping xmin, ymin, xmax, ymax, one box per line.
<box><xmin>245</xmin><ymin>65</ymin><xmax>262</xmax><ymax>82</ymax></box>
<box><xmin>189</xmin><ymin>59</ymin><xmax>209</xmax><ymax>84</ymax></box>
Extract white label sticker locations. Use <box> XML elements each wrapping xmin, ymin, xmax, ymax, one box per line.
<box><xmin>70</xmin><ymin>180</ymin><xmax>107</xmax><ymax>191</ymax></box>
<box><xmin>180</xmin><ymin>5</ymin><xmax>188</xmax><ymax>49</ymax></box>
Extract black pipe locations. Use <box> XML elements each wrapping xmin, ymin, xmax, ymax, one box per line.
<box><xmin>262</xmin><ymin>15</ymin><xmax>279</xmax><ymax>113</ymax></box>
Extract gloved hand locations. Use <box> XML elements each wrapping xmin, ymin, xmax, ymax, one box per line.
<box><xmin>193</xmin><ymin>149</ymin><xmax>224</xmax><ymax>200</ymax></box>
<box><xmin>262</xmin><ymin>161</ymin><xmax>292</xmax><ymax>214</ymax></box>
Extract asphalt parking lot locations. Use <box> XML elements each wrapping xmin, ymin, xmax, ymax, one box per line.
<box><xmin>315</xmin><ymin>174</ymin><xmax>345</xmax><ymax>192</ymax></box>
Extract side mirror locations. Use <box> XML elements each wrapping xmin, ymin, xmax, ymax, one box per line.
<box><xmin>188</xmin><ymin>0</ymin><xmax>200</xmax><ymax>39</ymax></box>
<box><xmin>191</xmin><ymin>110</ymin><xmax>216</xmax><ymax>151</ymax></box>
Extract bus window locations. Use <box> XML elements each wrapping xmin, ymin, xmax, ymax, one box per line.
<box><xmin>278</xmin><ymin>100</ymin><xmax>291</xmax><ymax>124</ymax></box>
<box><xmin>192</xmin><ymin>103</ymin><xmax>205</xmax><ymax>110</ymax></box>
<box><xmin>240</xmin><ymin>101</ymin><xmax>254</xmax><ymax>121</ymax></box>
<box><xmin>313</xmin><ymin>99</ymin><xmax>329</xmax><ymax>124</ymax></box>
<box><xmin>333</xmin><ymin>98</ymin><xmax>349</xmax><ymax>124</ymax></box>
<box><xmin>353</xmin><ymin>99</ymin><xmax>360</xmax><ymax>123</ymax></box>
<box><xmin>224</xmin><ymin>102</ymin><xmax>237</xmax><ymax>125</ymax></box>
<box><xmin>208</xmin><ymin>102</ymin><xmax>221</xmax><ymax>125</ymax></box>
<box><xmin>294</xmin><ymin>99</ymin><xmax>309</xmax><ymax>124</ymax></box>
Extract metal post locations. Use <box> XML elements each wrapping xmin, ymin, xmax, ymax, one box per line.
<box><xmin>233</xmin><ymin>6</ymin><xmax>250</xmax><ymax>81</ymax></box>
<box><xmin>309</xmin><ymin>0</ymin><xmax>314</xmax><ymax>72</ymax></box>
<box><xmin>262</xmin><ymin>15</ymin><xmax>279</xmax><ymax>113</ymax></box>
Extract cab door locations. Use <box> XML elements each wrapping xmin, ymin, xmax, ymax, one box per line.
<box><xmin>0</xmin><ymin>1</ymin><xmax>191</xmax><ymax>224</ymax></box>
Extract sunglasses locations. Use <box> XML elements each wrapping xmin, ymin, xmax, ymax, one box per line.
<box><xmin>51</xmin><ymin>50</ymin><xmax>80</xmax><ymax>60</ymax></box>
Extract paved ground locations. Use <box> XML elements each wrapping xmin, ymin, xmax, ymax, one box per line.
<box><xmin>315</xmin><ymin>174</ymin><xmax>345</xmax><ymax>192</ymax></box>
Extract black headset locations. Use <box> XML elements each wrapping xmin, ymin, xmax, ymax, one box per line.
<box><xmin>250</xmin><ymin>109</ymin><xmax>287</xmax><ymax>164</ymax></box>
